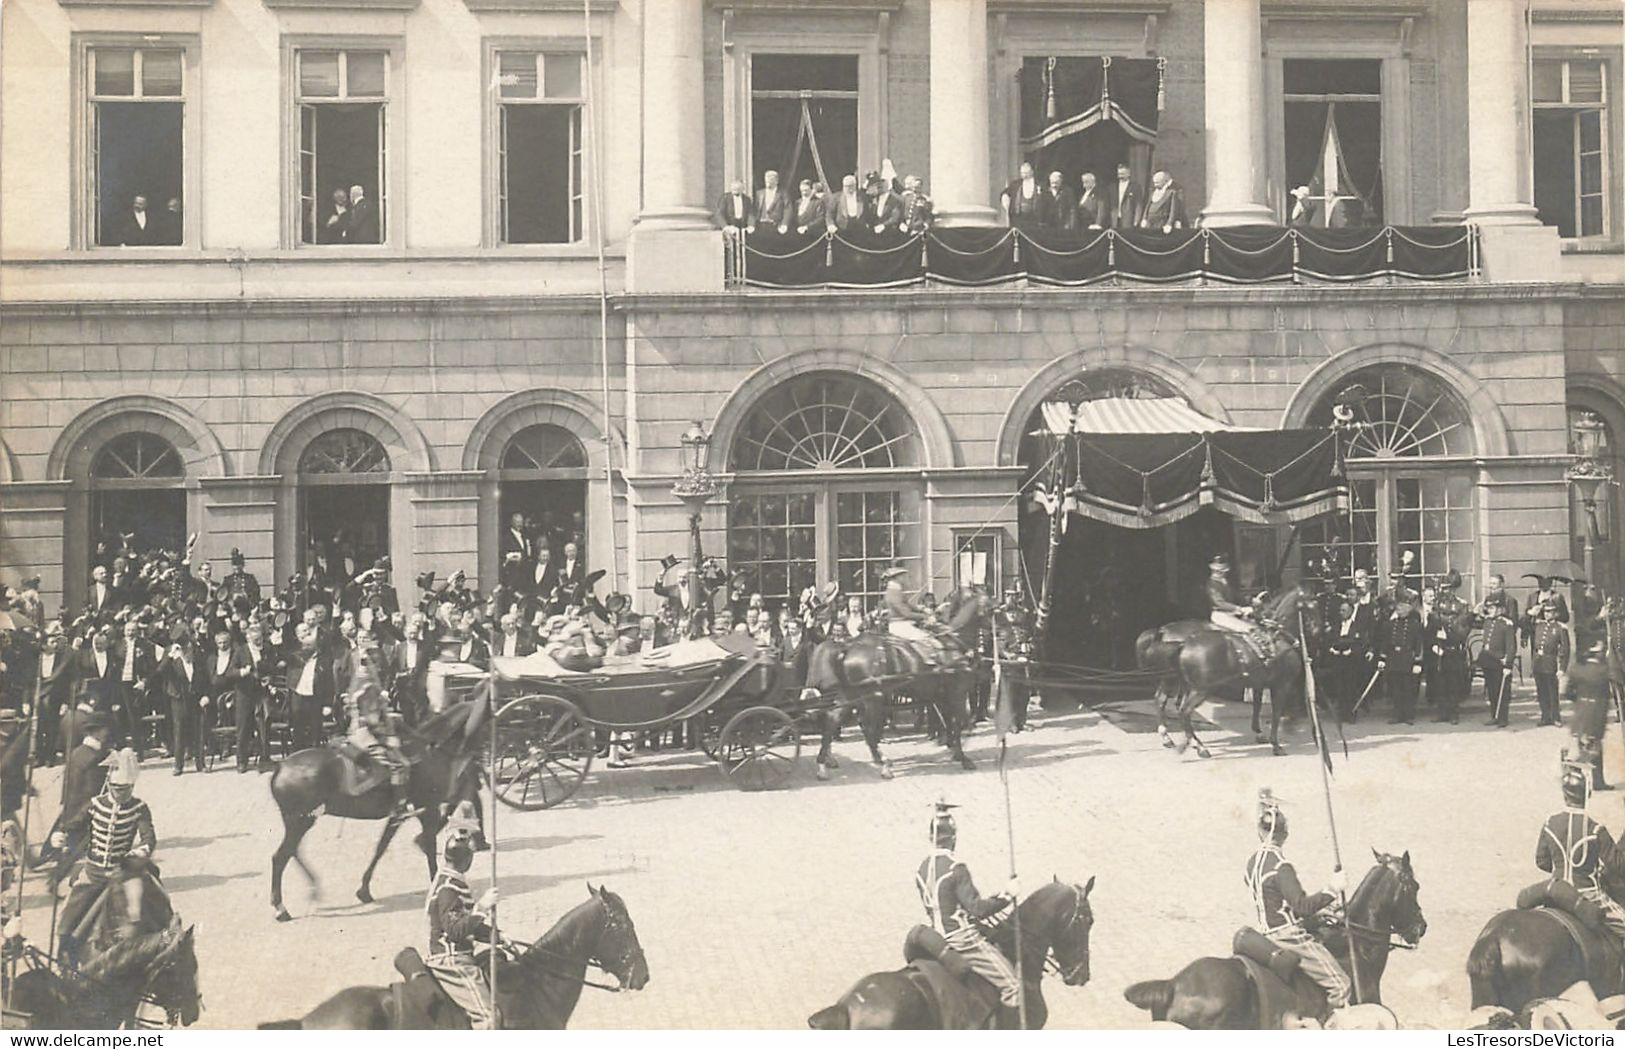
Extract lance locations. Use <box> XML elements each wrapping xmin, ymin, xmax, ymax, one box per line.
<box><xmin>488</xmin><ymin>645</ymin><xmax>500</xmax><ymax>1029</ymax></box>
<box><xmin>1297</xmin><ymin>606</ymin><xmax>1362</xmax><ymax>1004</ymax></box>
<box><xmin>4</xmin><ymin>667</ymin><xmax>43</xmax><ymax>1000</ymax></box>
<box><xmin>993</xmin><ymin>626</ymin><xmax>1028</xmax><ymax>1031</ymax></box>
<box><xmin>1032</xmin><ymin>445</ymin><xmax>1067</xmax><ymax>664</ymax></box>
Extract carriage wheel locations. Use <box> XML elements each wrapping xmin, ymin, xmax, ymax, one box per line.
<box><xmin>717</xmin><ymin>706</ymin><xmax>800</xmax><ymax>791</ymax></box>
<box><xmin>490</xmin><ymin>693</ymin><xmax>595</xmax><ymax>810</ymax></box>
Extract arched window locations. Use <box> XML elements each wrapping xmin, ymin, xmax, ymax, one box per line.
<box><xmin>88</xmin><ymin>432</ymin><xmax>187</xmax><ymax>556</ymax></box>
<box><xmin>298</xmin><ymin>428</ymin><xmax>390</xmax><ymax>475</ymax></box>
<box><xmin>1302</xmin><ymin>364</ymin><xmax>1477</xmax><ymax>597</ymax></box>
<box><xmin>500</xmin><ymin>424</ymin><xmax>588</xmax><ymax>473</ymax></box>
<box><xmin>727</xmin><ymin>372</ymin><xmax>920</xmax><ymax>609</ymax></box>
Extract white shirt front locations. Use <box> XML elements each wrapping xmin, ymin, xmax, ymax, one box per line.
<box><xmin>296</xmin><ymin>655</ymin><xmax>319</xmax><ymax>696</ymax></box>
<box><xmin>179</xmin><ymin>658</ymin><xmax>194</xmax><ymax>682</ymax></box>
<box><xmin>405</xmin><ymin>641</ymin><xmax>419</xmax><ymax>667</ymax></box>
<box><xmin>247</xmin><ymin>643</ymin><xmax>264</xmax><ymax>669</ymax></box>
<box><xmin>40</xmin><ymin>652</ymin><xmax>56</xmax><ymax>678</ymax></box>
<box><xmin>134</xmin><ymin>211</ymin><xmax>147</xmax><ymax>230</ymax></box>
<box><xmin>502</xmin><ymin>634</ymin><xmax>521</xmax><ymax>657</ymax></box>
<box><xmin>122</xmin><ymin>643</ymin><xmax>137</xmax><ymax>682</ymax></box>
<box><xmin>1118</xmin><ymin>180</ymin><xmax>1131</xmax><ymax>206</ymax></box>
<box><xmin>215</xmin><ymin>651</ymin><xmax>231</xmax><ymax>677</ymax></box>
<box><xmin>510</xmin><ymin>529</ymin><xmax>529</xmax><ymax>557</ymax></box>
<box><xmin>94</xmin><ymin>650</ymin><xmax>109</xmax><ymax>677</ymax></box>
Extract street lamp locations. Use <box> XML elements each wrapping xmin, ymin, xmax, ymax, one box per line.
<box><xmin>1565</xmin><ymin>410</ymin><xmax>1616</xmax><ymax>588</ymax></box>
<box><xmin>674</xmin><ymin>421</ymin><xmax>719</xmax><ymax>638</ymax></box>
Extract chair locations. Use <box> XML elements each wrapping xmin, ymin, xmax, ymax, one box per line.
<box><xmin>263</xmin><ymin>673</ymin><xmax>296</xmax><ymax>758</ymax></box>
<box><xmin>205</xmin><ymin>691</ymin><xmax>238</xmax><ymax>770</ymax></box>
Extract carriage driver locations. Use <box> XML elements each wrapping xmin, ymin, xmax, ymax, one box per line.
<box><xmin>1208</xmin><ymin>556</ymin><xmax>1274</xmax><ymax>660</ymax></box>
<box><xmin>1245</xmin><ymin>789</ymin><xmax>1351</xmax><ymax>1015</ymax></box>
<box><xmin>57</xmin><ymin>747</ymin><xmax>156</xmax><ymax>968</ymax></box>
<box><xmin>916</xmin><ymin>801</ymin><xmax>1023</xmax><ymax>1015</ymax></box>
<box><xmin>1536</xmin><ymin>761</ymin><xmax>1625</xmax><ymax>941</ymax></box>
<box><xmin>426</xmin><ymin>804</ymin><xmax>505</xmax><ymax>1028</ymax></box>
<box><xmin>882</xmin><ymin>564</ymin><xmax>947</xmax><ymax>664</ymax></box>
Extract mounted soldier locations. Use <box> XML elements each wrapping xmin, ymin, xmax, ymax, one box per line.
<box><xmin>1205</xmin><ymin>556</ymin><xmax>1273</xmax><ymax>660</ymax></box>
<box><xmin>425</xmin><ymin>804</ymin><xmax>504</xmax><ymax>1028</ymax></box>
<box><xmin>1534</xmin><ymin>761</ymin><xmax>1625</xmax><ymax>943</ymax></box>
<box><xmin>56</xmin><ymin>747</ymin><xmax>162</xmax><ymax>969</ymax></box>
<box><xmin>345</xmin><ymin>647</ymin><xmax>417</xmax><ymax>820</ymax></box>
<box><xmin>915</xmin><ymin>801</ymin><xmax>1021</xmax><ymax>1020</ymax></box>
<box><xmin>1244</xmin><ymin>789</ymin><xmax>1351</xmax><ymax>1017</ymax></box>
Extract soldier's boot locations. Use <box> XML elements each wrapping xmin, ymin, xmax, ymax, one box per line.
<box><xmin>1268</xmin><ymin>948</ymin><xmax>1302</xmax><ymax>984</ymax></box>
<box><xmin>388</xmin><ymin>768</ymin><xmax>423</xmax><ymax>821</ymax></box>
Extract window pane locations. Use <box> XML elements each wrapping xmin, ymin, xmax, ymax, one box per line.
<box><xmin>346</xmin><ymin>52</ymin><xmax>387</xmax><ymax>97</ymax></box>
<box><xmin>305</xmin><ymin>103</ymin><xmax>383</xmax><ymax>244</ymax></box>
<box><xmin>142</xmin><ymin>50</ymin><xmax>183</xmax><ymax>97</ymax></box>
<box><xmin>500</xmin><ymin>104</ymin><xmax>578</xmax><ymax>244</ymax></box>
<box><xmin>1569</xmin><ymin>61</ymin><xmax>1605</xmax><ymax>104</ymax></box>
<box><xmin>1533</xmin><ymin>60</ymin><xmax>1564</xmax><ymax>104</ymax></box>
<box><xmin>752</xmin><ymin>53</ymin><xmax>859</xmax><ymax>93</ymax></box>
<box><xmin>1580</xmin><ymin>110</ymin><xmax>1603</xmax><ymax>154</ymax></box>
<box><xmin>95</xmin><ymin>101</ymin><xmax>185</xmax><ymax>246</ymax></box>
<box><xmin>300</xmin><ymin>52</ymin><xmax>340</xmax><ymax>97</ymax></box>
<box><xmin>543</xmin><ymin>52</ymin><xmax>581</xmax><ymax>99</ymax></box>
<box><xmin>499</xmin><ymin>52</ymin><xmax>538</xmax><ymax>99</ymax></box>
<box><xmin>1581</xmin><ymin>154</ymin><xmax>1603</xmax><ymax>196</ymax></box>
<box><xmin>95</xmin><ymin>49</ymin><xmax>136</xmax><ymax>96</ymax></box>
<box><xmin>1581</xmin><ymin>196</ymin><xmax>1604</xmax><ymax>237</ymax></box>
<box><xmin>1282</xmin><ymin>58</ymin><xmax>1381</xmax><ymax>96</ymax></box>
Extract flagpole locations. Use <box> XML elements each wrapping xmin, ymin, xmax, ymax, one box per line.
<box><xmin>994</xmin><ymin>626</ymin><xmax>1028</xmax><ymax>1031</ymax></box>
<box><xmin>1297</xmin><ymin>605</ymin><xmax>1361</xmax><ymax>1004</ymax></box>
<box><xmin>487</xmin><ymin>658</ymin><xmax>499</xmax><ymax>1029</ymax></box>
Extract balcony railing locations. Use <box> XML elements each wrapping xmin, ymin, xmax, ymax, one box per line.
<box><xmin>726</xmin><ymin>225</ymin><xmax>1477</xmax><ymax>290</ymax></box>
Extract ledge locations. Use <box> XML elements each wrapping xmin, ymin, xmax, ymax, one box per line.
<box><xmin>57</xmin><ymin>0</ymin><xmax>215</xmax><ymax>7</ymax></box>
<box><xmin>710</xmin><ymin>0</ymin><xmax>901</xmax><ymax>11</ymax></box>
<box><xmin>462</xmin><ymin>0</ymin><xmax>616</xmax><ymax>11</ymax></box>
<box><xmin>987</xmin><ymin>0</ymin><xmax>1168</xmax><ymax>14</ymax></box>
<box><xmin>1261</xmin><ymin>0</ymin><xmax>1427</xmax><ymax>19</ymax></box>
<box><xmin>262</xmin><ymin>0</ymin><xmax>419</xmax><ymax>10</ymax></box>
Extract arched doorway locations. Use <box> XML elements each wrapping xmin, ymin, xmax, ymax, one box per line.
<box><xmin>298</xmin><ymin>428</ymin><xmax>392</xmax><ymax>576</ymax></box>
<box><xmin>1016</xmin><ymin>369</ymin><xmax>1230</xmax><ymax>668</ymax></box>
<box><xmin>1301</xmin><ymin>364</ymin><xmax>1477</xmax><ymax>599</ymax></box>
<box><xmin>725</xmin><ymin>371</ymin><xmax>922</xmax><ymax>613</ymax></box>
<box><xmin>89</xmin><ymin>432</ymin><xmax>188</xmax><ymax>559</ymax></box>
<box><xmin>497</xmin><ymin>424</ymin><xmax>589</xmax><ymax>557</ymax></box>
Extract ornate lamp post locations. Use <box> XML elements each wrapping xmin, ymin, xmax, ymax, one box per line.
<box><xmin>1566</xmin><ymin>411</ymin><xmax>1617</xmax><ymax>589</ymax></box>
<box><xmin>674</xmin><ymin>421</ymin><xmax>719</xmax><ymax>638</ymax></box>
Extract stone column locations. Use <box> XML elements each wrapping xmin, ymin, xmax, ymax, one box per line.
<box><xmin>1464</xmin><ymin>0</ymin><xmax>1539</xmax><ymax>225</ymax></box>
<box><xmin>1200</xmin><ymin>0</ymin><xmax>1274</xmax><ymax>227</ymax></box>
<box><xmin>929</xmin><ymin>0</ymin><xmax>1000</xmax><ymax>227</ymax></box>
<box><xmin>627</xmin><ymin>0</ymin><xmax>721</xmax><ymax>291</ymax></box>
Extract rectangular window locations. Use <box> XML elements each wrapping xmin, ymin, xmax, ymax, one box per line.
<box><xmin>496</xmin><ymin>51</ymin><xmax>585</xmax><ymax>244</ymax></box>
<box><xmin>749</xmin><ymin>54</ymin><xmax>859</xmax><ymax>191</ymax></box>
<box><xmin>297</xmin><ymin>49</ymin><xmax>389</xmax><ymax>246</ymax></box>
<box><xmin>1534</xmin><ymin>59</ymin><xmax>1611</xmax><ymax>240</ymax></box>
<box><xmin>835</xmin><ymin>490</ymin><xmax>901</xmax><ymax>606</ymax></box>
<box><xmin>1282</xmin><ymin>58</ymin><xmax>1383</xmax><ymax>227</ymax></box>
<box><xmin>728</xmin><ymin>492</ymin><xmax>819</xmax><ymax>610</ymax></box>
<box><xmin>88</xmin><ymin>46</ymin><xmax>186</xmax><ymax>247</ymax></box>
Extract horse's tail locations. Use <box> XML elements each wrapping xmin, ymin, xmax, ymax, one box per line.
<box><xmin>1466</xmin><ymin>927</ymin><xmax>1504</xmax><ymax>1009</ymax></box>
<box><xmin>808</xmin><ymin>1003</ymin><xmax>850</xmax><ymax>1029</ymax></box>
<box><xmin>258</xmin><ymin>1019</ymin><xmax>302</xmax><ymax>1030</ymax></box>
<box><xmin>1124</xmin><ymin>979</ymin><xmax>1175</xmax><ymax>1021</ymax></box>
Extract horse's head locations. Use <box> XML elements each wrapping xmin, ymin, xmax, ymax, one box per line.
<box><xmin>1355</xmin><ymin>849</ymin><xmax>1427</xmax><ymax>946</ymax></box>
<box><xmin>588</xmin><ymin>884</ymin><xmax>649</xmax><ymax>992</ymax></box>
<box><xmin>146</xmin><ymin>921</ymin><xmax>202</xmax><ymax>1027</ymax></box>
<box><xmin>1021</xmin><ymin>876</ymin><xmax>1095</xmax><ymax>987</ymax></box>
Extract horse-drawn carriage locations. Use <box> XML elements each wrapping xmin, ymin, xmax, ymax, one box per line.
<box><xmin>447</xmin><ymin>632</ymin><xmax>807</xmax><ymax>809</ymax></box>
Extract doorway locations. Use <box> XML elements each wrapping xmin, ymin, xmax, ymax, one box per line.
<box><xmin>302</xmin><ymin>485</ymin><xmax>390</xmax><ymax>572</ymax></box>
<box><xmin>499</xmin><ymin>479</ymin><xmax>587</xmax><ymax>558</ymax></box>
<box><xmin>92</xmin><ymin>488</ymin><xmax>186</xmax><ymax>557</ymax></box>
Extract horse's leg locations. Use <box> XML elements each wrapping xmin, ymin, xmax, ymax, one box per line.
<box><xmin>1271</xmin><ymin>685</ymin><xmax>1287</xmax><ymax>757</ymax></box>
<box><xmin>415</xmin><ymin>809</ymin><xmax>443</xmax><ymax>880</ymax></box>
<box><xmin>862</xmin><ymin>690</ymin><xmax>893</xmax><ymax>780</ymax></box>
<box><xmin>1250</xmin><ymin>682</ymin><xmax>1269</xmax><ymax>745</ymax></box>
<box><xmin>815</xmin><ymin>703</ymin><xmax>841</xmax><ymax>780</ymax></box>
<box><xmin>1180</xmin><ymin>690</ymin><xmax>1212</xmax><ymax>759</ymax></box>
<box><xmin>943</xmin><ymin>678</ymin><xmax>974</xmax><ymax>772</ymax></box>
<box><xmin>271</xmin><ymin>811</ymin><xmax>316</xmax><ymax>922</ymax></box>
<box><xmin>356</xmin><ymin>817</ymin><xmax>402</xmax><ymax>905</ymax></box>
<box><xmin>1155</xmin><ymin>682</ymin><xmax>1176</xmax><ymax>749</ymax></box>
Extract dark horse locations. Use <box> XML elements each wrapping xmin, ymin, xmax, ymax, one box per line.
<box><xmin>268</xmin><ymin>695</ymin><xmax>489</xmax><ymax>921</ymax></box>
<box><xmin>1134</xmin><ymin>620</ymin><xmax>1209</xmax><ymax>755</ymax></box>
<box><xmin>6</xmin><ymin>917</ymin><xmax>201</xmax><ymax>1029</ymax></box>
<box><xmin>807</xmin><ymin>877</ymin><xmax>1095</xmax><ymax>1029</ymax></box>
<box><xmin>1145</xmin><ymin>587</ymin><xmax>1315</xmax><ymax>758</ymax></box>
<box><xmin>833</xmin><ymin>598</ymin><xmax>991</xmax><ymax>778</ymax></box>
<box><xmin>1124</xmin><ymin>851</ymin><xmax>1427</xmax><ymax>1029</ymax></box>
<box><xmin>1467</xmin><ymin>895</ymin><xmax>1625</xmax><ymax>1014</ymax></box>
<box><xmin>258</xmin><ymin>885</ymin><xmax>649</xmax><ymax>1029</ymax></box>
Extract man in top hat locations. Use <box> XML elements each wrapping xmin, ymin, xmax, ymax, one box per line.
<box><xmin>867</xmin><ymin>171</ymin><xmax>904</xmax><ymax>235</ymax></box>
<box><xmin>1375</xmin><ymin>587</ymin><xmax>1424</xmax><ymax>724</ymax></box>
<box><xmin>235</xmin><ymin>620</ymin><xmax>277</xmax><ymax>772</ymax></box>
<box><xmin>1566</xmin><ymin>628</ymin><xmax>1613</xmax><ymax>782</ymax></box>
<box><xmin>37</xmin><ymin>620</ymin><xmax>79</xmax><ymax>765</ymax></box>
<box><xmin>112</xmin><ymin>616</ymin><xmax>157</xmax><ymax>757</ymax></box>
<box><xmin>1476</xmin><ymin>595</ymin><xmax>1520</xmax><ymax>728</ymax></box>
<box><xmin>1426</xmin><ymin>571</ymin><xmax>1473</xmax><ymax>724</ymax></box>
<box><xmin>425</xmin><ymin>802</ymin><xmax>505</xmax><ymax>1028</ymax></box>
<box><xmin>57</xmin><ymin>747</ymin><xmax>157</xmax><ymax>967</ymax></box>
<box><xmin>1001</xmin><ymin>161</ymin><xmax>1043</xmax><ymax>232</ymax></box>
<box><xmin>155</xmin><ymin>627</ymin><xmax>207</xmax><ymax>775</ymax></box>
<box><xmin>1529</xmin><ymin>599</ymin><xmax>1571</xmax><ymax>727</ymax></box>
<box><xmin>75</xmin><ymin>624</ymin><xmax>123</xmax><ymax>727</ymax></box>
<box><xmin>916</xmin><ymin>800</ymin><xmax>1022</xmax><ymax>1019</ymax></box>
<box><xmin>224</xmin><ymin>548</ymin><xmax>261</xmax><ymax>612</ymax></box>
<box><xmin>1536</xmin><ymin>761</ymin><xmax>1625</xmax><ymax>943</ymax></box>
<box><xmin>1245</xmin><ymin>789</ymin><xmax>1352</xmax><ymax>1016</ymax></box>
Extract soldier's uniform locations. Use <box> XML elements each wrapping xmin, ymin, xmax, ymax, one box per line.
<box><xmin>57</xmin><ymin>749</ymin><xmax>157</xmax><ymax>967</ymax></box>
<box><xmin>426</xmin><ymin>810</ymin><xmax>500</xmax><ymax>1028</ymax></box>
<box><xmin>901</xmin><ymin>188</ymin><xmax>934</xmax><ymax>235</ymax></box>
<box><xmin>1536</xmin><ymin>764</ymin><xmax>1625</xmax><ymax>940</ymax></box>
<box><xmin>916</xmin><ymin>802</ymin><xmax>1021</xmax><ymax>1009</ymax></box>
<box><xmin>1566</xmin><ymin>635</ymin><xmax>1613</xmax><ymax>780</ymax></box>
<box><xmin>1376</xmin><ymin>600</ymin><xmax>1423</xmax><ymax>724</ymax></box>
<box><xmin>1206</xmin><ymin>557</ymin><xmax>1272</xmax><ymax>660</ymax></box>
<box><xmin>344</xmin><ymin>657</ymin><xmax>412</xmax><ymax>816</ymax></box>
<box><xmin>1245</xmin><ymin>792</ymin><xmax>1350</xmax><ymax>1011</ymax></box>
<box><xmin>223</xmin><ymin>549</ymin><xmax>261</xmax><ymax>614</ymax></box>
<box><xmin>1531</xmin><ymin>609</ymin><xmax>1572</xmax><ymax>726</ymax></box>
<box><xmin>1476</xmin><ymin>602</ymin><xmax>1519</xmax><ymax>727</ymax></box>
<box><xmin>1426</xmin><ymin>575</ymin><xmax>1473</xmax><ymax>723</ymax></box>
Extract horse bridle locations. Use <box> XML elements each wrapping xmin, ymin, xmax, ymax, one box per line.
<box><xmin>511</xmin><ymin>897</ymin><xmax>642</xmax><ymax>994</ymax></box>
<box><xmin>1340</xmin><ymin>861</ymin><xmax>1421</xmax><ymax>951</ymax></box>
<box><xmin>1040</xmin><ymin>883</ymin><xmax>1091</xmax><ymax>983</ymax></box>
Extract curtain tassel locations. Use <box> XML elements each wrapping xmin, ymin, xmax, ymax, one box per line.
<box><xmin>1138</xmin><ymin>474</ymin><xmax>1154</xmax><ymax>519</ymax></box>
<box><xmin>1100</xmin><ymin>55</ymin><xmax>1113</xmax><ymax>122</ymax></box>
<box><xmin>1044</xmin><ymin>57</ymin><xmax>1058</xmax><ymax>121</ymax></box>
<box><xmin>824</xmin><ymin>231</ymin><xmax>834</xmax><ymax>268</ymax></box>
<box><xmin>1156</xmin><ymin>56</ymin><xmax>1167</xmax><ymax>113</ymax></box>
<box><xmin>1200</xmin><ymin>439</ymin><xmax>1215</xmax><ymax>486</ymax></box>
<box><xmin>920</xmin><ymin>232</ymin><xmax>929</xmax><ymax>271</ymax></box>
<box><xmin>1013</xmin><ymin>231</ymin><xmax>1022</xmax><ymax>267</ymax></box>
<box><xmin>1260</xmin><ymin>475</ymin><xmax>1279</xmax><ymax>515</ymax></box>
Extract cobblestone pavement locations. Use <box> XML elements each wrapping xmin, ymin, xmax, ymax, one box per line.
<box><xmin>15</xmin><ymin>682</ymin><xmax>1616</xmax><ymax>1029</ymax></box>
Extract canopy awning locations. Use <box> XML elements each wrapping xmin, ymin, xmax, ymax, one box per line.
<box><xmin>1034</xmin><ymin>398</ymin><xmax>1346</xmax><ymax>529</ymax></box>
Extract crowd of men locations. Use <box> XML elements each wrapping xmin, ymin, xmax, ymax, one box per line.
<box><xmin>103</xmin><ymin>193</ymin><xmax>183</xmax><ymax>247</ymax></box>
<box><xmin>1000</xmin><ymin>162</ymin><xmax>1189</xmax><ymax>234</ymax></box>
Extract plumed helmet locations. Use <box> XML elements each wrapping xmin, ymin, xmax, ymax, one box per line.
<box><xmin>1210</xmin><ymin>555</ymin><xmax>1230</xmax><ymax>570</ymax></box>
<box><xmin>101</xmin><ymin>747</ymin><xmax>141</xmax><ymax>787</ymax></box>
<box><xmin>1257</xmin><ymin>788</ymin><xmax>1288</xmax><ymax>841</ymax></box>
<box><xmin>1562</xmin><ymin>761</ymin><xmax>1590</xmax><ymax>809</ymax></box>
<box><xmin>930</xmin><ymin>799</ymin><xmax>959</xmax><ymax>846</ymax></box>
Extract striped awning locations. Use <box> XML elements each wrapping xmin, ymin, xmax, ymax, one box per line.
<box><xmin>1040</xmin><ymin>397</ymin><xmax>1260</xmax><ymax>435</ymax></box>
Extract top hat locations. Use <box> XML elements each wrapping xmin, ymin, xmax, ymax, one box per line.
<box><xmin>659</xmin><ymin>554</ymin><xmax>680</xmax><ymax>572</ymax></box>
<box><xmin>416</xmin><ymin>571</ymin><xmax>437</xmax><ymax>592</ymax></box>
<box><xmin>20</xmin><ymin>576</ymin><xmax>40</xmax><ymax>591</ymax></box>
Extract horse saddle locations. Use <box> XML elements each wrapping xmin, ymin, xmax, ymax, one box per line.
<box><xmin>334</xmin><ymin>743</ymin><xmax>391</xmax><ymax>798</ymax></box>
<box><xmin>388</xmin><ymin>948</ymin><xmax>471</xmax><ymax>1030</ymax></box>
<box><xmin>1234</xmin><ymin>953</ymin><xmax>1331</xmax><ymax>1029</ymax></box>
<box><xmin>901</xmin><ymin>925</ymin><xmax>999</xmax><ymax>1029</ymax></box>
<box><xmin>1220</xmin><ymin>633</ymin><xmax>1282</xmax><ymax>678</ymax></box>
<box><xmin>1517</xmin><ymin>893</ymin><xmax>1625</xmax><ymax>995</ymax></box>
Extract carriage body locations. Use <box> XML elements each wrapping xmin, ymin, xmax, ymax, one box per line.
<box><xmin>447</xmin><ymin>633</ymin><xmax>805</xmax><ymax>810</ymax></box>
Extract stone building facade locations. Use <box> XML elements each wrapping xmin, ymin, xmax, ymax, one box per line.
<box><xmin>2</xmin><ymin>0</ymin><xmax>1621</xmax><ymax>650</ymax></box>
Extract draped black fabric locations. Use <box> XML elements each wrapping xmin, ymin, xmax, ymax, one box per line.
<box><xmin>1332</xmin><ymin>101</ymin><xmax>1383</xmax><ymax>225</ymax></box>
<box><xmin>739</xmin><ymin>225</ymin><xmax>1473</xmax><ymax>288</ymax></box>
<box><xmin>1284</xmin><ymin>101</ymin><xmax>1330</xmax><ymax>197</ymax></box>
<box><xmin>1019</xmin><ymin>57</ymin><xmax>1162</xmax><ymax>149</ymax></box>
<box><xmin>1061</xmin><ymin>430</ymin><xmax>1345</xmax><ymax>529</ymax></box>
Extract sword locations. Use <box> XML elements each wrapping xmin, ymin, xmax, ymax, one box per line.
<box><xmin>1351</xmin><ymin>663</ymin><xmax>1383</xmax><ymax>715</ymax></box>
